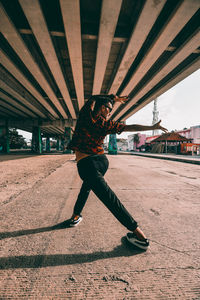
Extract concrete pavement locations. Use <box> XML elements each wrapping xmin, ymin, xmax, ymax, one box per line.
<box><xmin>0</xmin><ymin>154</ymin><xmax>200</xmax><ymax>299</ymax></box>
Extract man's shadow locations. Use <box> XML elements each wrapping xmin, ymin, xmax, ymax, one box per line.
<box><xmin>0</xmin><ymin>221</ymin><xmax>145</xmax><ymax>270</ymax></box>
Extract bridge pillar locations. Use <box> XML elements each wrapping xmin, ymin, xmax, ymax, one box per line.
<box><xmin>63</xmin><ymin>127</ymin><xmax>72</xmax><ymax>153</ymax></box>
<box><xmin>31</xmin><ymin>126</ymin><xmax>42</xmax><ymax>154</ymax></box>
<box><xmin>108</xmin><ymin>134</ymin><xmax>117</xmax><ymax>155</ymax></box>
<box><xmin>56</xmin><ymin>138</ymin><xmax>61</xmax><ymax>151</ymax></box>
<box><xmin>46</xmin><ymin>137</ymin><xmax>51</xmax><ymax>152</ymax></box>
<box><xmin>61</xmin><ymin>138</ymin><xmax>64</xmax><ymax>151</ymax></box>
<box><xmin>0</xmin><ymin>121</ymin><xmax>9</xmax><ymax>153</ymax></box>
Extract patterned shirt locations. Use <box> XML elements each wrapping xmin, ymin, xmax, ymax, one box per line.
<box><xmin>67</xmin><ymin>95</ymin><xmax>125</xmax><ymax>154</ymax></box>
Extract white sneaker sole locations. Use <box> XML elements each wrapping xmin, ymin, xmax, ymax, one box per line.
<box><xmin>69</xmin><ymin>217</ymin><xmax>83</xmax><ymax>227</ymax></box>
<box><xmin>126</xmin><ymin>234</ymin><xmax>149</xmax><ymax>250</ymax></box>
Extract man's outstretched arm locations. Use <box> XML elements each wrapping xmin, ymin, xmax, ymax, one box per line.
<box><xmin>123</xmin><ymin>120</ymin><xmax>168</xmax><ymax>133</ymax></box>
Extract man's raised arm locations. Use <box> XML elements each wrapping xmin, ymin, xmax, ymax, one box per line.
<box><xmin>123</xmin><ymin>120</ymin><xmax>168</xmax><ymax>133</ymax></box>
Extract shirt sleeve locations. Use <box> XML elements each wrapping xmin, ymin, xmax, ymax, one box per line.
<box><xmin>104</xmin><ymin>119</ymin><xmax>126</xmax><ymax>134</ymax></box>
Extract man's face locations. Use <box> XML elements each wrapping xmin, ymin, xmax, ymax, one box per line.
<box><xmin>101</xmin><ymin>102</ymin><xmax>113</xmax><ymax>119</ymax></box>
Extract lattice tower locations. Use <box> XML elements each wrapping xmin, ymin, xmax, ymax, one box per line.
<box><xmin>152</xmin><ymin>98</ymin><xmax>159</xmax><ymax>136</ymax></box>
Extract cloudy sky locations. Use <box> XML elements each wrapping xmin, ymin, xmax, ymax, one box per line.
<box><xmin>19</xmin><ymin>68</ymin><xmax>200</xmax><ymax>141</ymax></box>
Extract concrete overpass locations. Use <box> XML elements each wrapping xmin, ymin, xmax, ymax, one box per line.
<box><xmin>0</xmin><ymin>0</ymin><xmax>200</xmax><ymax>150</ymax></box>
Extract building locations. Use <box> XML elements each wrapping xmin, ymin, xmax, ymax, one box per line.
<box><xmin>178</xmin><ymin>125</ymin><xmax>200</xmax><ymax>144</ymax></box>
<box><xmin>127</xmin><ymin>133</ymin><xmax>146</xmax><ymax>151</ymax></box>
<box><xmin>117</xmin><ymin>138</ymin><xmax>128</xmax><ymax>152</ymax></box>
<box><xmin>146</xmin><ymin>125</ymin><xmax>200</xmax><ymax>145</ymax></box>
<box><xmin>103</xmin><ymin>125</ymin><xmax>200</xmax><ymax>154</ymax></box>
<box><xmin>146</xmin><ymin>135</ymin><xmax>160</xmax><ymax>144</ymax></box>
<box><xmin>191</xmin><ymin>125</ymin><xmax>200</xmax><ymax>144</ymax></box>
<box><xmin>150</xmin><ymin>126</ymin><xmax>200</xmax><ymax>155</ymax></box>
<box><xmin>151</xmin><ymin>131</ymin><xmax>192</xmax><ymax>154</ymax></box>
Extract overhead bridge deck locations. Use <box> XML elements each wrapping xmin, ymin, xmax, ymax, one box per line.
<box><xmin>0</xmin><ymin>0</ymin><xmax>200</xmax><ymax>138</ymax></box>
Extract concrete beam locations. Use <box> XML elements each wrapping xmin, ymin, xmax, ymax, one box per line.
<box><xmin>1</xmin><ymin>119</ymin><xmax>76</xmax><ymax>130</ymax></box>
<box><xmin>0</xmin><ymin>90</ymin><xmax>38</xmax><ymax>118</ymax></box>
<box><xmin>119</xmin><ymin>0</ymin><xmax>199</xmax><ymax>104</ymax></box>
<box><xmin>60</xmin><ymin>0</ymin><xmax>84</xmax><ymax>109</ymax></box>
<box><xmin>41</xmin><ymin>119</ymin><xmax>76</xmax><ymax>128</ymax></box>
<box><xmin>116</xmin><ymin>30</ymin><xmax>200</xmax><ymax>120</ymax></box>
<box><xmin>19</xmin><ymin>0</ymin><xmax>76</xmax><ymax>119</ymax></box>
<box><xmin>92</xmin><ymin>0</ymin><xmax>122</xmax><ymax>94</ymax></box>
<box><xmin>2</xmin><ymin>119</ymin><xmax>65</xmax><ymax>137</ymax></box>
<box><xmin>0</xmin><ymin>105</ymin><xmax>18</xmax><ymax>117</ymax></box>
<box><xmin>42</xmin><ymin>125</ymin><xmax>64</xmax><ymax>135</ymax></box>
<box><xmin>0</xmin><ymin>50</ymin><xmax>55</xmax><ymax>119</ymax></box>
<box><xmin>109</xmin><ymin>0</ymin><xmax>166</xmax><ymax>116</ymax></box>
<box><xmin>52</xmin><ymin>127</ymin><xmax>64</xmax><ymax>134</ymax></box>
<box><xmin>7</xmin><ymin>119</ymin><xmax>40</xmax><ymax>128</ymax></box>
<box><xmin>82</xmin><ymin>34</ymin><xmax>126</xmax><ymax>43</ymax></box>
<box><xmin>0</xmin><ymin>79</ymin><xmax>44</xmax><ymax>118</ymax></box>
<box><xmin>19</xmin><ymin>29</ymin><xmax>127</xmax><ymax>43</ymax></box>
<box><xmin>121</xmin><ymin>58</ymin><xmax>200</xmax><ymax>121</ymax></box>
<box><xmin>0</xmin><ymin>3</ymin><xmax>67</xmax><ymax>119</ymax></box>
<box><xmin>41</xmin><ymin>128</ymin><xmax>52</xmax><ymax>135</ymax></box>
<box><xmin>0</xmin><ymin>99</ymin><xmax>28</xmax><ymax>117</ymax></box>
<box><xmin>0</xmin><ymin>112</ymin><xmax>9</xmax><ymax>118</ymax></box>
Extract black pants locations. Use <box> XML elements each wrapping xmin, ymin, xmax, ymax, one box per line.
<box><xmin>73</xmin><ymin>154</ymin><xmax>138</xmax><ymax>231</ymax></box>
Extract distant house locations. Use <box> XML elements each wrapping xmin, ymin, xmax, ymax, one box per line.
<box><xmin>146</xmin><ymin>135</ymin><xmax>160</xmax><ymax>144</ymax></box>
<box><xmin>151</xmin><ymin>132</ymin><xmax>193</xmax><ymax>154</ymax></box>
<box><xmin>117</xmin><ymin>138</ymin><xmax>128</xmax><ymax>151</ymax></box>
<box><xmin>178</xmin><ymin>125</ymin><xmax>200</xmax><ymax>144</ymax></box>
<box><xmin>146</xmin><ymin>125</ymin><xmax>200</xmax><ymax>154</ymax></box>
<box><xmin>128</xmin><ymin>133</ymin><xmax>146</xmax><ymax>151</ymax></box>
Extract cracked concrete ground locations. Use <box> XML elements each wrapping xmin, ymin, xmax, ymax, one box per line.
<box><xmin>0</xmin><ymin>153</ymin><xmax>200</xmax><ymax>299</ymax></box>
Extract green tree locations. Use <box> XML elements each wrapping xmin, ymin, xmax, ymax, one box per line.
<box><xmin>9</xmin><ymin>128</ymin><xmax>27</xmax><ymax>149</ymax></box>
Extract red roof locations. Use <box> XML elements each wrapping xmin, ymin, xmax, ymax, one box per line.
<box><xmin>152</xmin><ymin>132</ymin><xmax>192</xmax><ymax>142</ymax></box>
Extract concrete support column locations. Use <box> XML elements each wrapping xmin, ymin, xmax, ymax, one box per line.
<box><xmin>63</xmin><ymin>127</ymin><xmax>72</xmax><ymax>153</ymax></box>
<box><xmin>31</xmin><ymin>126</ymin><xmax>42</xmax><ymax>154</ymax></box>
<box><xmin>0</xmin><ymin>121</ymin><xmax>9</xmax><ymax>153</ymax></box>
<box><xmin>61</xmin><ymin>138</ymin><xmax>64</xmax><ymax>151</ymax></box>
<box><xmin>46</xmin><ymin>137</ymin><xmax>51</xmax><ymax>152</ymax></box>
<box><xmin>108</xmin><ymin>134</ymin><xmax>117</xmax><ymax>155</ymax></box>
<box><xmin>56</xmin><ymin>138</ymin><xmax>61</xmax><ymax>151</ymax></box>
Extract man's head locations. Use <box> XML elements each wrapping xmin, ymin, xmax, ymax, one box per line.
<box><xmin>93</xmin><ymin>97</ymin><xmax>113</xmax><ymax>119</ymax></box>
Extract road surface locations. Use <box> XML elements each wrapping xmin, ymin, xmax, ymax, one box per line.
<box><xmin>0</xmin><ymin>154</ymin><xmax>199</xmax><ymax>299</ymax></box>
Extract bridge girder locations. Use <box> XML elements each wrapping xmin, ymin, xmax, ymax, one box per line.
<box><xmin>0</xmin><ymin>0</ymin><xmax>199</xmax><ymax>136</ymax></box>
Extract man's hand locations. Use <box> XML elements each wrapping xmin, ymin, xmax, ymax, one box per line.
<box><xmin>114</xmin><ymin>95</ymin><xmax>129</xmax><ymax>104</ymax></box>
<box><xmin>152</xmin><ymin>120</ymin><xmax>168</xmax><ymax>133</ymax></box>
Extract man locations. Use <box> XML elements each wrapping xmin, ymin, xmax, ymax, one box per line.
<box><xmin>67</xmin><ymin>94</ymin><xmax>167</xmax><ymax>250</ymax></box>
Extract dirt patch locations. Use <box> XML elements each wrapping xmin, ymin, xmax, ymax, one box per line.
<box><xmin>0</xmin><ymin>153</ymin><xmax>74</xmax><ymax>205</ymax></box>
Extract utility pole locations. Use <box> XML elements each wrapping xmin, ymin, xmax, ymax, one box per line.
<box><xmin>152</xmin><ymin>98</ymin><xmax>159</xmax><ymax>136</ymax></box>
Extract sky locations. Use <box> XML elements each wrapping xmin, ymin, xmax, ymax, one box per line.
<box><xmin>19</xmin><ymin>68</ymin><xmax>200</xmax><ymax>141</ymax></box>
<box><xmin>119</xmin><ymin>68</ymin><xmax>200</xmax><ymax>139</ymax></box>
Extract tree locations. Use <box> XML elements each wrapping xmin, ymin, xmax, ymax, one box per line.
<box><xmin>9</xmin><ymin>128</ymin><xmax>27</xmax><ymax>149</ymax></box>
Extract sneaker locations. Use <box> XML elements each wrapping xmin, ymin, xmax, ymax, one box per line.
<box><xmin>126</xmin><ymin>232</ymin><xmax>149</xmax><ymax>250</ymax></box>
<box><xmin>69</xmin><ymin>215</ymin><xmax>83</xmax><ymax>227</ymax></box>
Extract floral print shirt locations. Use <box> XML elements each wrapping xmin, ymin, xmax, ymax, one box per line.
<box><xmin>67</xmin><ymin>95</ymin><xmax>125</xmax><ymax>154</ymax></box>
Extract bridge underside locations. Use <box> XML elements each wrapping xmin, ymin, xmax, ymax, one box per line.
<box><xmin>0</xmin><ymin>0</ymin><xmax>200</xmax><ymax>137</ymax></box>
